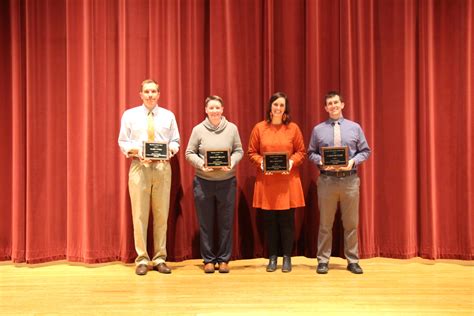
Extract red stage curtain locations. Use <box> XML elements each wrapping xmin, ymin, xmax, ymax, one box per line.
<box><xmin>0</xmin><ymin>0</ymin><xmax>472</xmax><ymax>263</ymax></box>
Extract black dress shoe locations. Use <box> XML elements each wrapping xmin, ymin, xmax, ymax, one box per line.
<box><xmin>154</xmin><ymin>262</ymin><xmax>172</xmax><ymax>274</ymax></box>
<box><xmin>347</xmin><ymin>263</ymin><xmax>363</xmax><ymax>274</ymax></box>
<box><xmin>316</xmin><ymin>263</ymin><xmax>329</xmax><ymax>274</ymax></box>
<box><xmin>282</xmin><ymin>256</ymin><xmax>292</xmax><ymax>272</ymax></box>
<box><xmin>266</xmin><ymin>256</ymin><xmax>277</xmax><ymax>272</ymax></box>
<box><xmin>135</xmin><ymin>264</ymin><xmax>148</xmax><ymax>276</ymax></box>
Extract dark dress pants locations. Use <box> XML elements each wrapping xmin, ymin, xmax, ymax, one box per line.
<box><xmin>193</xmin><ymin>176</ymin><xmax>236</xmax><ymax>264</ymax></box>
<box><xmin>262</xmin><ymin>208</ymin><xmax>295</xmax><ymax>257</ymax></box>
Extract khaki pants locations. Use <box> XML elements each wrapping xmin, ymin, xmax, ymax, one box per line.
<box><xmin>128</xmin><ymin>159</ymin><xmax>172</xmax><ymax>266</ymax></box>
<box><xmin>317</xmin><ymin>174</ymin><xmax>360</xmax><ymax>264</ymax></box>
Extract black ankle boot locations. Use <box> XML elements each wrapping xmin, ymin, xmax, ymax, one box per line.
<box><xmin>266</xmin><ymin>256</ymin><xmax>277</xmax><ymax>272</ymax></box>
<box><xmin>282</xmin><ymin>255</ymin><xmax>292</xmax><ymax>272</ymax></box>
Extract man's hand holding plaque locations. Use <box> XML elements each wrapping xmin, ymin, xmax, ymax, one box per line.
<box><xmin>321</xmin><ymin>146</ymin><xmax>354</xmax><ymax>171</ymax></box>
<box><xmin>142</xmin><ymin>141</ymin><xmax>169</xmax><ymax>161</ymax></box>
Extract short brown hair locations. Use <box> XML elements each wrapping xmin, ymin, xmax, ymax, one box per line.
<box><xmin>140</xmin><ymin>79</ymin><xmax>160</xmax><ymax>92</ymax></box>
<box><xmin>324</xmin><ymin>91</ymin><xmax>343</xmax><ymax>105</ymax></box>
<box><xmin>205</xmin><ymin>95</ymin><xmax>224</xmax><ymax>107</ymax></box>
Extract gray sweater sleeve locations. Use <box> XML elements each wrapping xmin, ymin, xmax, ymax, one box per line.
<box><xmin>185</xmin><ymin>125</ymin><xmax>205</xmax><ymax>169</ymax></box>
<box><xmin>229</xmin><ymin>124</ymin><xmax>244</xmax><ymax>169</ymax></box>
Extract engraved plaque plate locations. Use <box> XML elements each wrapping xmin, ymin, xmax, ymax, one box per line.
<box><xmin>205</xmin><ymin>149</ymin><xmax>230</xmax><ymax>168</ymax></box>
<box><xmin>321</xmin><ymin>146</ymin><xmax>348</xmax><ymax>166</ymax></box>
<box><xmin>263</xmin><ymin>152</ymin><xmax>288</xmax><ymax>173</ymax></box>
<box><xmin>143</xmin><ymin>142</ymin><xmax>169</xmax><ymax>160</ymax></box>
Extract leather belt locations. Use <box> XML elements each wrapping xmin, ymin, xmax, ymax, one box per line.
<box><xmin>132</xmin><ymin>158</ymin><xmax>167</xmax><ymax>163</ymax></box>
<box><xmin>320</xmin><ymin>170</ymin><xmax>357</xmax><ymax>178</ymax></box>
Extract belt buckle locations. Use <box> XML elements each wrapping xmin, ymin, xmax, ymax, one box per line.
<box><xmin>338</xmin><ymin>171</ymin><xmax>348</xmax><ymax>178</ymax></box>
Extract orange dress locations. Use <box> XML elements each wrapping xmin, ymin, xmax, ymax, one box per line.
<box><xmin>248</xmin><ymin>121</ymin><xmax>306</xmax><ymax>210</ymax></box>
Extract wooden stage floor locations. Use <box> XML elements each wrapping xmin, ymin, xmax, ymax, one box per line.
<box><xmin>0</xmin><ymin>257</ymin><xmax>472</xmax><ymax>315</ymax></box>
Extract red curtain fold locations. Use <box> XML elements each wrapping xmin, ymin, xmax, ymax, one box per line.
<box><xmin>369</xmin><ymin>0</ymin><xmax>419</xmax><ymax>258</ymax></box>
<box><xmin>0</xmin><ymin>0</ymin><xmax>472</xmax><ymax>264</ymax></box>
<box><xmin>418</xmin><ymin>0</ymin><xmax>474</xmax><ymax>259</ymax></box>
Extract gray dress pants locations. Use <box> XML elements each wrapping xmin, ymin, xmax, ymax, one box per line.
<box><xmin>317</xmin><ymin>174</ymin><xmax>360</xmax><ymax>264</ymax></box>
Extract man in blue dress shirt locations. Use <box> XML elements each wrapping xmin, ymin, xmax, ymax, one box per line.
<box><xmin>308</xmin><ymin>91</ymin><xmax>371</xmax><ymax>274</ymax></box>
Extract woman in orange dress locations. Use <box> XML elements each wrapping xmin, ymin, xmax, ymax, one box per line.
<box><xmin>248</xmin><ymin>92</ymin><xmax>306</xmax><ymax>272</ymax></box>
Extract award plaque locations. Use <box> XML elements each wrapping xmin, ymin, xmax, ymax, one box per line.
<box><xmin>263</xmin><ymin>152</ymin><xmax>289</xmax><ymax>173</ymax></box>
<box><xmin>205</xmin><ymin>149</ymin><xmax>231</xmax><ymax>168</ymax></box>
<box><xmin>321</xmin><ymin>146</ymin><xmax>348</xmax><ymax>166</ymax></box>
<box><xmin>143</xmin><ymin>142</ymin><xmax>169</xmax><ymax>160</ymax></box>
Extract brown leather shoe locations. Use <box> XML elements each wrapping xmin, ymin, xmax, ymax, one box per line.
<box><xmin>204</xmin><ymin>262</ymin><xmax>215</xmax><ymax>273</ymax></box>
<box><xmin>218</xmin><ymin>262</ymin><xmax>229</xmax><ymax>273</ymax></box>
<box><xmin>154</xmin><ymin>262</ymin><xmax>171</xmax><ymax>274</ymax></box>
<box><xmin>135</xmin><ymin>264</ymin><xmax>148</xmax><ymax>276</ymax></box>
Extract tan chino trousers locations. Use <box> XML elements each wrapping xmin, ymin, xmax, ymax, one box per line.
<box><xmin>128</xmin><ymin>159</ymin><xmax>172</xmax><ymax>266</ymax></box>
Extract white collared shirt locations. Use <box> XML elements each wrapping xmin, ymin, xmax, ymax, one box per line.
<box><xmin>118</xmin><ymin>104</ymin><xmax>180</xmax><ymax>157</ymax></box>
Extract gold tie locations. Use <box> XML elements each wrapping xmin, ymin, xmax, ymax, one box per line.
<box><xmin>147</xmin><ymin>111</ymin><xmax>154</xmax><ymax>142</ymax></box>
<box><xmin>333</xmin><ymin>122</ymin><xmax>341</xmax><ymax>147</ymax></box>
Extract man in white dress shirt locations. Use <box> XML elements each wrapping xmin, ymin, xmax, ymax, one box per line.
<box><xmin>118</xmin><ymin>79</ymin><xmax>180</xmax><ymax>275</ymax></box>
